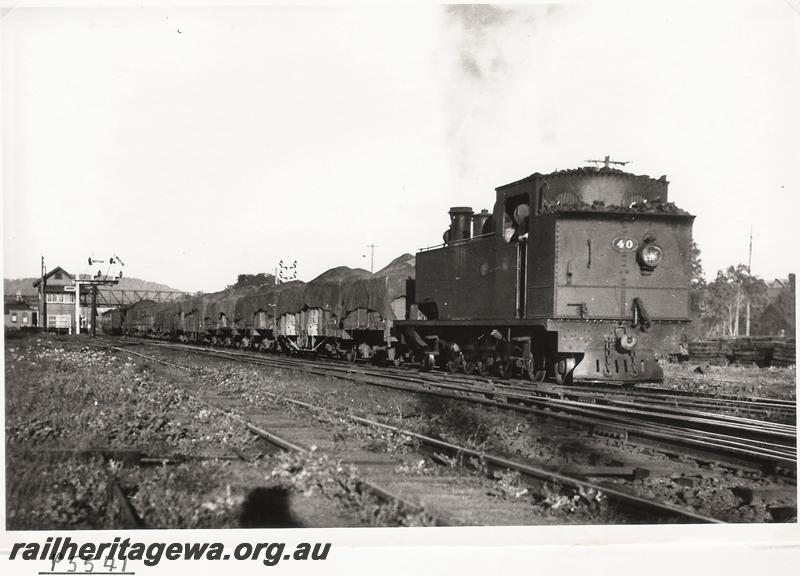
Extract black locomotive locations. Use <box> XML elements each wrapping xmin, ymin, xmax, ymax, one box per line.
<box><xmin>398</xmin><ymin>165</ymin><xmax>694</xmax><ymax>384</ymax></box>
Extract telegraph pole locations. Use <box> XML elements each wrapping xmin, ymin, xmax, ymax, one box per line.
<box><xmin>365</xmin><ymin>244</ymin><xmax>378</xmax><ymax>274</ymax></box>
<box><xmin>746</xmin><ymin>227</ymin><xmax>753</xmax><ymax>337</ymax></box>
<box><xmin>40</xmin><ymin>256</ymin><xmax>47</xmax><ymax>331</ymax></box>
<box><xmin>75</xmin><ymin>278</ymin><xmax>81</xmax><ymax>335</ymax></box>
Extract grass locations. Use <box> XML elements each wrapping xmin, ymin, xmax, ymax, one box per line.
<box><xmin>5</xmin><ymin>334</ymin><xmax>436</xmax><ymax>529</ymax></box>
<box><xmin>663</xmin><ymin>361</ymin><xmax>796</xmax><ymax>400</ymax></box>
<box><xmin>5</xmin><ymin>335</ymin><xmax>278</xmax><ymax>529</ymax></box>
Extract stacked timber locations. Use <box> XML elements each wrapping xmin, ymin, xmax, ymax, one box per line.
<box><xmin>771</xmin><ymin>341</ymin><xmax>796</xmax><ymax>367</ymax></box>
<box><xmin>729</xmin><ymin>338</ymin><xmax>768</xmax><ymax>366</ymax></box>
<box><xmin>689</xmin><ymin>337</ymin><xmax>795</xmax><ymax>367</ymax></box>
<box><xmin>688</xmin><ymin>339</ymin><xmax>730</xmax><ymax>364</ymax></box>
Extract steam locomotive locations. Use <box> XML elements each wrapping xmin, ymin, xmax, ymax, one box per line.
<box><xmin>111</xmin><ymin>164</ymin><xmax>694</xmax><ymax>384</ymax></box>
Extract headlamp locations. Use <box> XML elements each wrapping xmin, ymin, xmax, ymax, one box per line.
<box><xmin>637</xmin><ymin>235</ymin><xmax>663</xmax><ymax>274</ymax></box>
<box><xmin>641</xmin><ymin>244</ymin><xmax>663</xmax><ymax>267</ymax></box>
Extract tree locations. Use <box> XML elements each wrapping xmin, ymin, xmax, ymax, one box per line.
<box><xmin>703</xmin><ymin>270</ymin><xmax>738</xmax><ymax>336</ymax></box>
<box><xmin>702</xmin><ymin>265</ymin><xmax>768</xmax><ymax>337</ymax></box>
<box><xmin>226</xmin><ymin>272</ymin><xmax>276</xmax><ymax>291</ymax></box>
<box><xmin>688</xmin><ymin>239</ymin><xmax>705</xmax><ymax>315</ymax></box>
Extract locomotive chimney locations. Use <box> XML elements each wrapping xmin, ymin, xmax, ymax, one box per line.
<box><xmin>472</xmin><ymin>209</ymin><xmax>490</xmax><ymax>237</ymax></box>
<box><xmin>448</xmin><ymin>207</ymin><xmax>474</xmax><ymax>242</ymax></box>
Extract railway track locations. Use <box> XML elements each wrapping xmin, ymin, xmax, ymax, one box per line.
<box><xmin>95</xmin><ymin>342</ymin><xmax>726</xmax><ymax>524</ymax></box>
<box><xmin>165</xmin><ymin>339</ymin><xmax>796</xmax><ymax>417</ymax></box>
<box><xmin>114</xmin><ymin>336</ymin><xmax>796</xmax><ymax>413</ymax></box>
<box><xmin>489</xmin><ymin>379</ymin><xmax>796</xmax><ymax>421</ymax></box>
<box><xmin>583</xmin><ymin>381</ymin><xmax>795</xmax><ymax>421</ymax></box>
<box><xmin>104</xmin><ymin>337</ymin><xmax>797</xmax><ymax>480</ymax></box>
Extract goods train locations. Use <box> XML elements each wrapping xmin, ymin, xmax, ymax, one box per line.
<box><xmin>105</xmin><ymin>164</ymin><xmax>695</xmax><ymax>384</ymax></box>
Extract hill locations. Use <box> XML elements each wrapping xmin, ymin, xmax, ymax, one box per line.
<box><xmin>4</xmin><ymin>276</ymin><xmax>183</xmax><ymax>297</ymax></box>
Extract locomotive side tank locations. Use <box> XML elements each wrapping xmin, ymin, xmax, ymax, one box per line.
<box><xmin>399</xmin><ymin>166</ymin><xmax>695</xmax><ymax>383</ymax></box>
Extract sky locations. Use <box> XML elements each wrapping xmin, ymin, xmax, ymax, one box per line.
<box><xmin>3</xmin><ymin>0</ymin><xmax>799</xmax><ymax>292</ymax></box>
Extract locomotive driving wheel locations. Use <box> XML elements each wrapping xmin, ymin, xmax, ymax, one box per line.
<box><xmin>495</xmin><ymin>358</ymin><xmax>512</xmax><ymax>380</ymax></box>
<box><xmin>422</xmin><ymin>352</ymin><xmax>436</xmax><ymax>372</ymax></box>
<box><xmin>524</xmin><ymin>352</ymin><xmax>547</xmax><ymax>383</ymax></box>
<box><xmin>477</xmin><ymin>357</ymin><xmax>491</xmax><ymax>376</ymax></box>
<box><xmin>447</xmin><ymin>353</ymin><xmax>463</xmax><ymax>373</ymax></box>
<box><xmin>462</xmin><ymin>356</ymin><xmax>476</xmax><ymax>375</ymax></box>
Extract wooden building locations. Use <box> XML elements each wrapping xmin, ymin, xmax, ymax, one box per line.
<box><xmin>4</xmin><ymin>295</ymin><xmax>38</xmax><ymax>330</ymax></box>
<box><xmin>32</xmin><ymin>266</ymin><xmax>77</xmax><ymax>332</ymax></box>
<box><xmin>752</xmin><ymin>273</ymin><xmax>796</xmax><ymax>337</ymax></box>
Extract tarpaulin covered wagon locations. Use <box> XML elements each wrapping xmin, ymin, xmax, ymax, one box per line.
<box><xmin>122</xmin><ymin>300</ymin><xmax>161</xmax><ymax>335</ymax></box>
<box><xmin>116</xmin><ymin>253</ymin><xmax>417</xmax><ymax>360</ymax></box>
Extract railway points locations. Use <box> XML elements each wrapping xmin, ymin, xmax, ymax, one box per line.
<box><xmin>96</xmin><ymin>342</ymin><xmax>729</xmax><ymax>524</ymax></box>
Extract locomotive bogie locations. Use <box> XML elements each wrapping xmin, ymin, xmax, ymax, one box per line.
<box><xmin>395</xmin><ymin>320</ymin><xmax>551</xmax><ymax>380</ymax></box>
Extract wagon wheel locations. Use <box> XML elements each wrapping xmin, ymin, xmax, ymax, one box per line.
<box><xmin>346</xmin><ymin>349</ymin><xmax>357</xmax><ymax>363</ymax></box>
<box><xmin>422</xmin><ymin>353</ymin><xmax>436</xmax><ymax>372</ymax></box>
<box><xmin>554</xmin><ymin>355</ymin><xmax>577</xmax><ymax>385</ymax></box>
<box><xmin>477</xmin><ymin>358</ymin><xmax>490</xmax><ymax>377</ymax></box>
